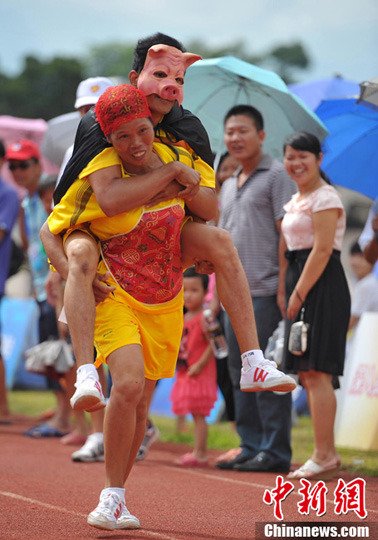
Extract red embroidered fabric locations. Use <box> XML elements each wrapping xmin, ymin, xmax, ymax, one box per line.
<box><xmin>101</xmin><ymin>205</ymin><xmax>185</xmax><ymax>304</ymax></box>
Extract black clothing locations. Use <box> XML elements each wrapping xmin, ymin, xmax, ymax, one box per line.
<box><xmin>283</xmin><ymin>249</ymin><xmax>351</xmax><ymax>388</ymax></box>
<box><xmin>53</xmin><ymin>104</ymin><xmax>213</xmax><ymax>205</ymax></box>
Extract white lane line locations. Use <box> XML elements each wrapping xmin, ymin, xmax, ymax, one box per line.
<box><xmin>0</xmin><ymin>491</ymin><xmax>179</xmax><ymax>540</ymax></box>
<box><xmin>159</xmin><ymin>465</ymin><xmax>378</xmax><ymax>515</ymax></box>
<box><xmin>0</xmin><ymin>491</ymin><xmax>86</xmax><ymax>517</ymax></box>
<box><xmin>160</xmin><ymin>465</ymin><xmax>270</xmax><ymax>488</ymax></box>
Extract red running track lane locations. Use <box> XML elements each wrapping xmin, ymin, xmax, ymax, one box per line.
<box><xmin>0</xmin><ymin>420</ymin><xmax>377</xmax><ymax>539</ymax></box>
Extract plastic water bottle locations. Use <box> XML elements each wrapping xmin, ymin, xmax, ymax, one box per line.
<box><xmin>203</xmin><ymin>309</ymin><xmax>228</xmax><ymax>359</ymax></box>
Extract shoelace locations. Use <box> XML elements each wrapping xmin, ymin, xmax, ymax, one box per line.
<box><xmin>246</xmin><ymin>358</ymin><xmax>278</xmax><ymax>370</ymax></box>
<box><xmin>75</xmin><ymin>375</ymin><xmax>101</xmax><ymax>388</ymax></box>
<box><xmin>97</xmin><ymin>494</ymin><xmax>122</xmax><ymax>518</ymax></box>
<box><xmin>260</xmin><ymin>359</ymin><xmax>278</xmax><ymax>370</ymax></box>
<box><xmin>119</xmin><ymin>505</ymin><xmax>132</xmax><ymax>518</ymax></box>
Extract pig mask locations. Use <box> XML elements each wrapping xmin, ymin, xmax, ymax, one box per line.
<box><xmin>136</xmin><ymin>45</ymin><xmax>201</xmax><ymax>105</ymax></box>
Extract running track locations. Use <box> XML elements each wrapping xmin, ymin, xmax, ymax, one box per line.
<box><xmin>1</xmin><ymin>420</ymin><xmax>377</xmax><ymax>539</ymax></box>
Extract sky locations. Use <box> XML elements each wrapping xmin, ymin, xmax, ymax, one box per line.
<box><xmin>1</xmin><ymin>0</ymin><xmax>377</xmax><ymax>84</ymax></box>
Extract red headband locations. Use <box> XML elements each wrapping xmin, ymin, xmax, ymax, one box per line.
<box><xmin>95</xmin><ymin>84</ymin><xmax>151</xmax><ymax>136</ymax></box>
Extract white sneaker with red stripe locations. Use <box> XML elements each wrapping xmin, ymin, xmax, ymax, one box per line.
<box><xmin>240</xmin><ymin>350</ymin><xmax>297</xmax><ymax>393</ymax></box>
<box><xmin>70</xmin><ymin>376</ymin><xmax>106</xmax><ymax>412</ymax></box>
<box><xmin>87</xmin><ymin>492</ymin><xmax>123</xmax><ymax>530</ymax></box>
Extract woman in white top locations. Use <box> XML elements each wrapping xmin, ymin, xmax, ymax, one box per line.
<box><xmin>278</xmin><ymin>132</ymin><xmax>350</xmax><ymax>481</ymax></box>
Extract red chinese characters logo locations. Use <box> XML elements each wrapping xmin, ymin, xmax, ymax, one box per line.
<box><xmin>334</xmin><ymin>478</ymin><xmax>368</xmax><ymax>519</ymax></box>
<box><xmin>263</xmin><ymin>476</ymin><xmax>294</xmax><ymax>520</ymax></box>
<box><xmin>297</xmin><ymin>479</ymin><xmax>328</xmax><ymax>517</ymax></box>
<box><xmin>263</xmin><ymin>476</ymin><xmax>368</xmax><ymax>521</ymax></box>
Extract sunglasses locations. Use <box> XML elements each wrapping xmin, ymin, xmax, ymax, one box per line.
<box><xmin>8</xmin><ymin>160</ymin><xmax>33</xmax><ymax>171</ymax></box>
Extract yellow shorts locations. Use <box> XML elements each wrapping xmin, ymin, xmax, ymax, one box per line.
<box><xmin>94</xmin><ymin>269</ymin><xmax>184</xmax><ymax>380</ymax></box>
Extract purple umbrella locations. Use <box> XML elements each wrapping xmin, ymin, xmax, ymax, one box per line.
<box><xmin>289</xmin><ymin>75</ymin><xmax>359</xmax><ymax>111</ymax></box>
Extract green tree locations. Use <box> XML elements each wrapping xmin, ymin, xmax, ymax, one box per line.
<box><xmin>0</xmin><ymin>39</ymin><xmax>311</xmax><ymax>118</ymax></box>
<box><xmin>0</xmin><ymin>56</ymin><xmax>84</xmax><ymax>119</ymax></box>
<box><xmin>263</xmin><ymin>42</ymin><xmax>311</xmax><ymax>84</ymax></box>
<box><xmin>186</xmin><ymin>39</ymin><xmax>310</xmax><ymax>84</ymax></box>
<box><xmin>188</xmin><ymin>39</ymin><xmax>250</xmax><ymax>60</ymax></box>
<box><xmin>84</xmin><ymin>43</ymin><xmax>135</xmax><ymax>79</ymax></box>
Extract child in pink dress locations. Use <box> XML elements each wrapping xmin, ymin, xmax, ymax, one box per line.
<box><xmin>171</xmin><ymin>267</ymin><xmax>218</xmax><ymax>467</ymax></box>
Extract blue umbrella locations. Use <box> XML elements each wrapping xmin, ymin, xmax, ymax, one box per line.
<box><xmin>183</xmin><ymin>56</ymin><xmax>327</xmax><ymax>159</ymax></box>
<box><xmin>289</xmin><ymin>76</ymin><xmax>359</xmax><ymax>111</ymax></box>
<box><xmin>316</xmin><ymin>98</ymin><xmax>378</xmax><ymax>199</ymax></box>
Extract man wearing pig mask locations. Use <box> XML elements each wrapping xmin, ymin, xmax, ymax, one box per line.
<box><xmin>42</xmin><ymin>28</ymin><xmax>296</xmax><ymax>484</ymax></box>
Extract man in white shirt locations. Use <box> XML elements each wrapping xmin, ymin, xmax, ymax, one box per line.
<box><xmin>349</xmin><ymin>241</ymin><xmax>378</xmax><ymax>330</ymax></box>
<box><xmin>58</xmin><ymin>77</ymin><xmax>114</xmax><ymax>181</ymax></box>
<box><xmin>359</xmin><ymin>197</ymin><xmax>378</xmax><ymax>266</ymax></box>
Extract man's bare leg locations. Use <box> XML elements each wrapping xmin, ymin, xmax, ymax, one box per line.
<box><xmin>64</xmin><ymin>231</ymin><xmax>106</xmax><ymax>411</ymax></box>
<box><xmin>64</xmin><ymin>231</ymin><xmax>98</xmax><ymax>364</ymax></box>
<box><xmin>181</xmin><ymin>222</ymin><xmax>297</xmax><ymax>393</ymax></box>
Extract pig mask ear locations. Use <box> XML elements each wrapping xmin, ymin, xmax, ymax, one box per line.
<box><xmin>147</xmin><ymin>45</ymin><xmax>201</xmax><ymax>70</ymax></box>
<box><xmin>182</xmin><ymin>52</ymin><xmax>202</xmax><ymax>69</ymax></box>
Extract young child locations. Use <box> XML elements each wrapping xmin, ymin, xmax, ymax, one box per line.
<box><xmin>215</xmin><ymin>151</ymin><xmax>239</xmax><ymax>192</ymax></box>
<box><xmin>171</xmin><ymin>267</ymin><xmax>218</xmax><ymax>467</ymax></box>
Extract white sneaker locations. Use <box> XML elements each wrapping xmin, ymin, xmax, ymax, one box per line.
<box><xmin>87</xmin><ymin>492</ymin><xmax>122</xmax><ymax>530</ymax></box>
<box><xmin>115</xmin><ymin>504</ymin><xmax>141</xmax><ymax>529</ymax></box>
<box><xmin>71</xmin><ymin>433</ymin><xmax>104</xmax><ymax>462</ymax></box>
<box><xmin>240</xmin><ymin>356</ymin><xmax>297</xmax><ymax>393</ymax></box>
<box><xmin>70</xmin><ymin>376</ymin><xmax>106</xmax><ymax>412</ymax></box>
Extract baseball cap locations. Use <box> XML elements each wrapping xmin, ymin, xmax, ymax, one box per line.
<box><xmin>74</xmin><ymin>77</ymin><xmax>114</xmax><ymax>109</ymax></box>
<box><xmin>5</xmin><ymin>139</ymin><xmax>41</xmax><ymax>161</ymax></box>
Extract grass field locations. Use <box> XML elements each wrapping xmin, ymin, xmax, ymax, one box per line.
<box><xmin>8</xmin><ymin>389</ymin><xmax>378</xmax><ymax>477</ymax></box>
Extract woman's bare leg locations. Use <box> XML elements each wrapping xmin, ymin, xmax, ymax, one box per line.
<box><xmin>103</xmin><ymin>344</ymin><xmax>145</xmax><ymax>486</ymax></box>
<box><xmin>123</xmin><ymin>378</ymin><xmax>157</xmax><ymax>482</ymax></box>
<box><xmin>301</xmin><ymin>371</ymin><xmax>338</xmax><ymax>464</ymax></box>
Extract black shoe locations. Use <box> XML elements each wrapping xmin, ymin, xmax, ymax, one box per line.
<box><xmin>234</xmin><ymin>451</ymin><xmax>290</xmax><ymax>472</ymax></box>
<box><xmin>216</xmin><ymin>452</ymin><xmax>254</xmax><ymax>470</ymax></box>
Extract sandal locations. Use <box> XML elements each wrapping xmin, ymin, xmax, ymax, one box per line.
<box><xmin>23</xmin><ymin>423</ymin><xmax>69</xmax><ymax>438</ymax></box>
<box><xmin>174</xmin><ymin>452</ymin><xmax>208</xmax><ymax>468</ymax></box>
<box><xmin>288</xmin><ymin>457</ymin><xmax>341</xmax><ymax>481</ymax></box>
